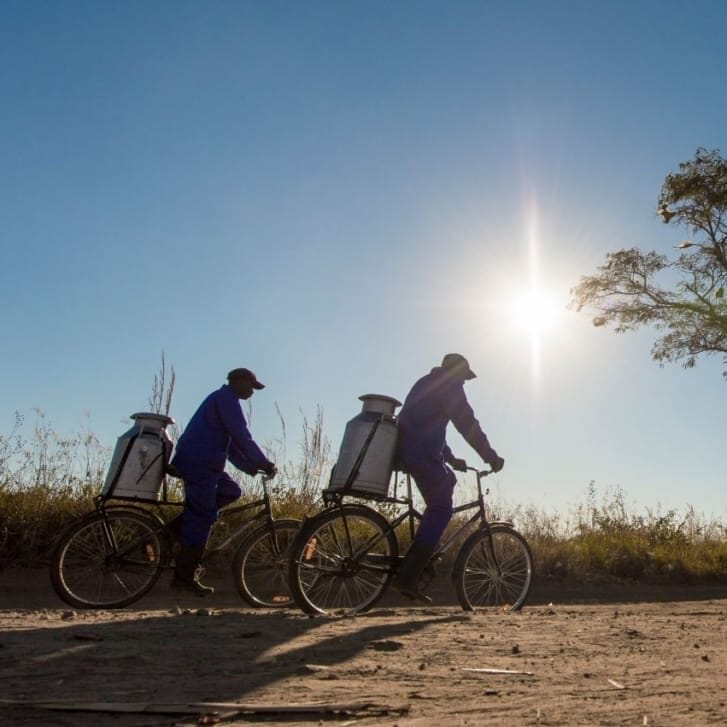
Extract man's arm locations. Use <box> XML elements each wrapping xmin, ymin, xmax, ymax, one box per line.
<box><xmin>216</xmin><ymin>392</ymin><xmax>272</xmax><ymax>471</ymax></box>
<box><xmin>442</xmin><ymin>444</ymin><xmax>467</xmax><ymax>472</ymax></box>
<box><xmin>446</xmin><ymin>386</ymin><xmax>500</xmax><ymax>466</ymax></box>
<box><xmin>227</xmin><ymin>443</ymin><xmax>277</xmax><ymax>476</ymax></box>
<box><xmin>227</xmin><ymin>444</ymin><xmax>261</xmax><ymax>475</ymax></box>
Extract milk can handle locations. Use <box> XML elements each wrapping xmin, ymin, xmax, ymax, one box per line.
<box><xmin>341</xmin><ymin>415</ymin><xmax>384</xmax><ymax>491</ymax></box>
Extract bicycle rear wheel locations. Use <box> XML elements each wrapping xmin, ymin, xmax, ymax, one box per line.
<box><xmin>453</xmin><ymin>524</ymin><xmax>533</xmax><ymax>611</ymax></box>
<box><xmin>289</xmin><ymin>504</ymin><xmax>398</xmax><ymax>615</ymax></box>
<box><xmin>50</xmin><ymin>508</ymin><xmax>169</xmax><ymax>609</ymax></box>
<box><xmin>232</xmin><ymin>519</ymin><xmax>300</xmax><ymax>608</ymax></box>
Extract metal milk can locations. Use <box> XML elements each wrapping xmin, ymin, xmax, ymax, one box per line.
<box><xmin>100</xmin><ymin>413</ymin><xmax>175</xmax><ymax>501</ymax></box>
<box><xmin>329</xmin><ymin>394</ymin><xmax>402</xmax><ymax>498</ymax></box>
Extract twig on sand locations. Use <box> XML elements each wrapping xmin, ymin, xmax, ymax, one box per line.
<box><xmin>461</xmin><ymin>667</ymin><xmax>535</xmax><ymax>676</ymax></box>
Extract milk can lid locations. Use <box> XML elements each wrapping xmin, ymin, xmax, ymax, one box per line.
<box><xmin>358</xmin><ymin>394</ymin><xmax>402</xmax><ymax>416</ymax></box>
<box><xmin>131</xmin><ymin>412</ymin><xmax>176</xmax><ymax>428</ymax></box>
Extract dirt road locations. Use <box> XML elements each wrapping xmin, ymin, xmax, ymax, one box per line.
<box><xmin>1</xmin><ymin>568</ymin><xmax>725</xmax><ymax>726</ymax></box>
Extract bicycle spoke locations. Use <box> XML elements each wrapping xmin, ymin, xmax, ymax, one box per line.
<box><xmin>51</xmin><ymin>510</ymin><xmax>167</xmax><ymax>609</ymax></box>
<box><xmin>290</xmin><ymin>505</ymin><xmax>397</xmax><ymax>615</ymax></box>
<box><xmin>234</xmin><ymin>520</ymin><xmax>299</xmax><ymax>608</ymax></box>
<box><xmin>455</xmin><ymin>526</ymin><xmax>532</xmax><ymax>611</ymax></box>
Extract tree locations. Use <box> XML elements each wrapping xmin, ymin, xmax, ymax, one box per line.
<box><xmin>571</xmin><ymin>148</ymin><xmax>727</xmax><ymax>377</ymax></box>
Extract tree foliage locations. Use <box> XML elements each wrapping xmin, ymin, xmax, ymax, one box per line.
<box><xmin>571</xmin><ymin>148</ymin><xmax>727</xmax><ymax>376</ymax></box>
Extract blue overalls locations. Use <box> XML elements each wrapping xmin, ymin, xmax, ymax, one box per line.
<box><xmin>171</xmin><ymin>384</ymin><xmax>272</xmax><ymax>547</ymax></box>
<box><xmin>397</xmin><ymin>366</ymin><xmax>497</xmax><ymax>546</ymax></box>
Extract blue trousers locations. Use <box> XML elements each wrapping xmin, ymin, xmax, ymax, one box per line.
<box><xmin>175</xmin><ymin>462</ymin><xmax>242</xmax><ymax>548</ymax></box>
<box><xmin>406</xmin><ymin>459</ymin><xmax>457</xmax><ymax>547</ymax></box>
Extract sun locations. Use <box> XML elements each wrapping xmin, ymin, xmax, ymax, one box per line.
<box><xmin>508</xmin><ymin>286</ymin><xmax>562</xmax><ymax>339</ymax></box>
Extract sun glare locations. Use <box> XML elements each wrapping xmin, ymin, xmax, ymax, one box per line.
<box><xmin>498</xmin><ymin>201</ymin><xmax>568</xmax><ymax>385</ymax></box>
<box><xmin>509</xmin><ymin>287</ymin><xmax>562</xmax><ymax>338</ymax></box>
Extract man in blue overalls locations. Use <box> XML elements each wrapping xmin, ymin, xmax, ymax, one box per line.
<box><xmin>395</xmin><ymin>353</ymin><xmax>504</xmax><ymax>603</ymax></box>
<box><xmin>170</xmin><ymin>368</ymin><xmax>277</xmax><ymax>595</ymax></box>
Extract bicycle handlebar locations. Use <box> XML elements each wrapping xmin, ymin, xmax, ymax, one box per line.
<box><xmin>465</xmin><ymin>465</ymin><xmax>493</xmax><ymax>477</ymax></box>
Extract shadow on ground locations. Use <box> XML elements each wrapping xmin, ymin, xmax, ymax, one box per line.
<box><xmin>2</xmin><ymin>566</ymin><xmax>726</xmax><ymax>611</ymax></box>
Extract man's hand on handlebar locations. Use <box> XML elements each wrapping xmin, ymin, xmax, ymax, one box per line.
<box><xmin>449</xmin><ymin>457</ymin><xmax>468</xmax><ymax>472</ymax></box>
<box><xmin>262</xmin><ymin>462</ymin><xmax>278</xmax><ymax>478</ymax></box>
<box><xmin>489</xmin><ymin>455</ymin><xmax>505</xmax><ymax>473</ymax></box>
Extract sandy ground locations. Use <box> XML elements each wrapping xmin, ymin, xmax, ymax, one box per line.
<box><xmin>1</xmin><ymin>568</ymin><xmax>726</xmax><ymax>726</ymax></box>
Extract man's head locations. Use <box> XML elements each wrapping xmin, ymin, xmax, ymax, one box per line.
<box><xmin>440</xmin><ymin>353</ymin><xmax>476</xmax><ymax>381</ymax></box>
<box><xmin>227</xmin><ymin>368</ymin><xmax>265</xmax><ymax>399</ymax></box>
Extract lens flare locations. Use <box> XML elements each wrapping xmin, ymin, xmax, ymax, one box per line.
<box><xmin>509</xmin><ymin>287</ymin><xmax>562</xmax><ymax>337</ymax></box>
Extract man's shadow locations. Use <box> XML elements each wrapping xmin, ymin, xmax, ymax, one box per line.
<box><xmin>0</xmin><ymin>603</ymin><xmax>469</xmax><ymax>725</ymax></box>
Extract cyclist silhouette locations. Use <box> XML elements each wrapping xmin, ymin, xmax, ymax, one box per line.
<box><xmin>170</xmin><ymin>368</ymin><xmax>276</xmax><ymax>595</ymax></box>
<box><xmin>395</xmin><ymin>353</ymin><xmax>504</xmax><ymax>603</ymax></box>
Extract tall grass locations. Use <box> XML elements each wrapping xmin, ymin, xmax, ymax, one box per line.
<box><xmin>489</xmin><ymin>481</ymin><xmax>727</xmax><ymax>584</ymax></box>
<box><xmin>0</xmin><ymin>410</ymin><xmax>107</xmax><ymax>568</ymax></box>
<box><xmin>2</xmin><ymin>407</ymin><xmax>726</xmax><ymax>583</ymax></box>
<box><xmin>0</xmin><ymin>402</ymin><xmax>333</xmax><ymax>568</ymax></box>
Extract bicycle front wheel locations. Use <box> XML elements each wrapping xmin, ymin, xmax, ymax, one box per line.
<box><xmin>50</xmin><ymin>509</ymin><xmax>169</xmax><ymax>609</ymax></box>
<box><xmin>453</xmin><ymin>524</ymin><xmax>533</xmax><ymax>612</ymax></box>
<box><xmin>289</xmin><ymin>505</ymin><xmax>398</xmax><ymax>616</ymax></box>
<box><xmin>233</xmin><ymin>519</ymin><xmax>300</xmax><ymax>608</ymax></box>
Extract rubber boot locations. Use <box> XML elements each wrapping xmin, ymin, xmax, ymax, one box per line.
<box><xmin>170</xmin><ymin>544</ymin><xmax>214</xmax><ymax>596</ymax></box>
<box><xmin>392</xmin><ymin>541</ymin><xmax>436</xmax><ymax>605</ymax></box>
<box><xmin>166</xmin><ymin>513</ymin><xmax>183</xmax><ymax>542</ymax></box>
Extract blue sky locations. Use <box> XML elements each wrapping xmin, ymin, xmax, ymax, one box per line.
<box><xmin>2</xmin><ymin>0</ymin><xmax>726</xmax><ymax>519</ymax></box>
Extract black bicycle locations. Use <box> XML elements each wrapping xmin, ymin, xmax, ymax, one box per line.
<box><xmin>288</xmin><ymin>467</ymin><xmax>532</xmax><ymax>615</ymax></box>
<box><xmin>50</xmin><ymin>473</ymin><xmax>300</xmax><ymax>609</ymax></box>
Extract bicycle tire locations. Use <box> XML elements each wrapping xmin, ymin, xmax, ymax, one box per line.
<box><xmin>453</xmin><ymin>524</ymin><xmax>533</xmax><ymax>612</ymax></box>
<box><xmin>232</xmin><ymin>519</ymin><xmax>300</xmax><ymax>608</ymax></box>
<box><xmin>288</xmin><ymin>504</ymin><xmax>398</xmax><ymax>616</ymax></box>
<box><xmin>50</xmin><ymin>508</ymin><xmax>169</xmax><ymax>609</ymax></box>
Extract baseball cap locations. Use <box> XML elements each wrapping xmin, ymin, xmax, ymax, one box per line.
<box><xmin>441</xmin><ymin>353</ymin><xmax>476</xmax><ymax>379</ymax></box>
<box><xmin>227</xmin><ymin>368</ymin><xmax>265</xmax><ymax>389</ymax></box>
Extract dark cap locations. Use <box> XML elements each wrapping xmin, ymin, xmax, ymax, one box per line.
<box><xmin>441</xmin><ymin>353</ymin><xmax>476</xmax><ymax>380</ymax></box>
<box><xmin>227</xmin><ymin>368</ymin><xmax>265</xmax><ymax>389</ymax></box>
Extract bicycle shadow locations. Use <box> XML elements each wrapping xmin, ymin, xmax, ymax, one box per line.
<box><xmin>0</xmin><ymin>603</ymin><xmax>470</xmax><ymax>726</ymax></box>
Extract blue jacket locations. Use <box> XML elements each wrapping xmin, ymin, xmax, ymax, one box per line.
<box><xmin>397</xmin><ymin>366</ymin><xmax>496</xmax><ymax>468</ymax></box>
<box><xmin>172</xmin><ymin>384</ymin><xmax>271</xmax><ymax>475</ymax></box>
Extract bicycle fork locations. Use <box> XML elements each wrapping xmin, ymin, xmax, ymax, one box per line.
<box><xmin>478</xmin><ymin>525</ymin><xmax>502</xmax><ymax>575</ymax></box>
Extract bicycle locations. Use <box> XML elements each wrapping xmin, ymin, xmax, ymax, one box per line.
<box><xmin>50</xmin><ymin>472</ymin><xmax>300</xmax><ymax>610</ymax></box>
<box><xmin>288</xmin><ymin>467</ymin><xmax>533</xmax><ymax>615</ymax></box>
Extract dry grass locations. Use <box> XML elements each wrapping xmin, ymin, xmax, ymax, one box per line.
<box><xmin>491</xmin><ymin>481</ymin><xmax>727</xmax><ymax>584</ymax></box>
<box><xmin>2</xmin><ymin>412</ymin><xmax>726</xmax><ymax>586</ymax></box>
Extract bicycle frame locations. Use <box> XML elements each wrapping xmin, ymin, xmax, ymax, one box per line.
<box><xmin>320</xmin><ymin>467</ymin><xmax>499</xmax><ymax>574</ymax></box>
<box><xmin>89</xmin><ymin>475</ymin><xmax>278</xmax><ymax>565</ymax></box>
<box><xmin>290</xmin><ymin>465</ymin><xmax>532</xmax><ymax>615</ymax></box>
<box><xmin>202</xmin><ymin>493</ymin><xmax>272</xmax><ymax>559</ymax></box>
